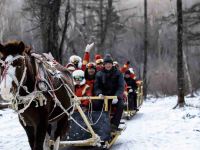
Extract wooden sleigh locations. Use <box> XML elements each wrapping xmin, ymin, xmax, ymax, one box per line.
<box><xmin>51</xmin><ymin>96</ymin><xmax>126</xmax><ymax>149</ymax></box>
<box><xmin>123</xmin><ymin>81</ymin><xmax>144</xmax><ymax>120</ymax></box>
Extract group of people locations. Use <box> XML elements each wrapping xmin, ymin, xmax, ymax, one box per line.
<box><xmin>65</xmin><ymin>43</ymin><xmax>140</xmax><ymax>131</ymax></box>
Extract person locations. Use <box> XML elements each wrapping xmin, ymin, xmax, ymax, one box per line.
<box><xmin>68</xmin><ymin>43</ymin><xmax>94</xmax><ymax>71</ymax></box>
<box><xmin>95</xmin><ymin>54</ymin><xmax>104</xmax><ymax>71</ymax></box>
<box><xmin>120</xmin><ymin>61</ymin><xmax>130</xmax><ymax>73</ymax></box>
<box><xmin>124</xmin><ymin>69</ymin><xmax>138</xmax><ymax>111</ymax></box>
<box><xmin>69</xmin><ymin>55</ymin><xmax>82</xmax><ymax>69</ymax></box>
<box><xmin>94</xmin><ymin>54</ymin><xmax>125</xmax><ymax>131</ymax></box>
<box><xmin>85</xmin><ymin>62</ymin><xmax>97</xmax><ymax>95</ymax></box>
<box><xmin>113</xmin><ymin>61</ymin><xmax>119</xmax><ymax>69</ymax></box>
<box><xmin>72</xmin><ymin>70</ymin><xmax>92</xmax><ymax>108</ymax></box>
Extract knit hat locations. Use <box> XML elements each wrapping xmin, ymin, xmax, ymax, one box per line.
<box><xmin>103</xmin><ymin>54</ymin><xmax>113</xmax><ymax>64</ymax></box>
<box><xmin>95</xmin><ymin>54</ymin><xmax>103</xmax><ymax>64</ymax></box>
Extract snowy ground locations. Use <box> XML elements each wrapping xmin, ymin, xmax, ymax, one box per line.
<box><xmin>0</xmin><ymin>95</ymin><xmax>200</xmax><ymax>150</ymax></box>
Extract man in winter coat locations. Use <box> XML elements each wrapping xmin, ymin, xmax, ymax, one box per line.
<box><xmin>94</xmin><ymin>54</ymin><xmax>125</xmax><ymax>131</ymax></box>
<box><xmin>124</xmin><ymin>69</ymin><xmax>138</xmax><ymax>110</ymax></box>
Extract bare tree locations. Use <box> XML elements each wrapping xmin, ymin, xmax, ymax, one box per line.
<box><xmin>0</xmin><ymin>0</ymin><xmax>6</xmax><ymax>42</ymax></box>
<box><xmin>174</xmin><ymin>0</ymin><xmax>185</xmax><ymax>108</ymax></box>
<box><xmin>143</xmin><ymin>0</ymin><xmax>148</xmax><ymax>99</ymax></box>
<box><xmin>59</xmin><ymin>0</ymin><xmax>71</xmax><ymax>64</ymax></box>
<box><xmin>24</xmin><ymin>0</ymin><xmax>63</xmax><ymax>62</ymax></box>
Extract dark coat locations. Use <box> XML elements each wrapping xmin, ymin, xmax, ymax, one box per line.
<box><xmin>94</xmin><ymin>67</ymin><xmax>125</xmax><ymax>98</ymax></box>
<box><xmin>124</xmin><ymin>77</ymin><xmax>138</xmax><ymax>91</ymax></box>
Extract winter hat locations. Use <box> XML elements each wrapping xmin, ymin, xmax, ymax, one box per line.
<box><xmin>113</xmin><ymin>61</ymin><xmax>119</xmax><ymax>67</ymax></box>
<box><xmin>72</xmin><ymin>70</ymin><xmax>86</xmax><ymax>85</ymax></box>
<box><xmin>69</xmin><ymin>55</ymin><xmax>82</xmax><ymax>69</ymax></box>
<box><xmin>95</xmin><ymin>54</ymin><xmax>103</xmax><ymax>64</ymax></box>
<box><xmin>86</xmin><ymin>62</ymin><xmax>96</xmax><ymax>69</ymax></box>
<box><xmin>103</xmin><ymin>54</ymin><xmax>113</xmax><ymax>64</ymax></box>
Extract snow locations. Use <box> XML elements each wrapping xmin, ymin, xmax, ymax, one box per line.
<box><xmin>114</xmin><ymin>96</ymin><xmax>200</xmax><ymax>150</ymax></box>
<box><xmin>0</xmin><ymin>96</ymin><xmax>200</xmax><ymax>150</ymax></box>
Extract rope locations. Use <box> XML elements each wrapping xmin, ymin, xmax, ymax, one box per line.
<box><xmin>39</xmin><ymin>62</ymin><xmax>90</xmax><ymax>132</ymax></box>
<box><xmin>87</xmin><ymin>101</ymin><xmax>104</xmax><ymax>126</ymax></box>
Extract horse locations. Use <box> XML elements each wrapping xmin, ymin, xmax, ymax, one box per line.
<box><xmin>0</xmin><ymin>40</ymin><xmax>74</xmax><ymax>150</ymax></box>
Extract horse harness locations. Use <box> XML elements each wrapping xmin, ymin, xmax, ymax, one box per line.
<box><xmin>0</xmin><ymin>53</ymin><xmax>77</xmax><ymax>125</ymax></box>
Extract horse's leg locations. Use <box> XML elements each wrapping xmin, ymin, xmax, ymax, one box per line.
<box><xmin>34</xmin><ymin>122</ymin><xmax>48</xmax><ymax>150</ymax></box>
<box><xmin>24</xmin><ymin>126</ymin><xmax>35</xmax><ymax>149</ymax></box>
<box><xmin>53</xmin><ymin>116</ymin><xmax>68</xmax><ymax>150</ymax></box>
<box><xmin>53</xmin><ymin>136</ymin><xmax>60</xmax><ymax>150</ymax></box>
<box><xmin>43</xmin><ymin>133</ymin><xmax>51</xmax><ymax>150</ymax></box>
<box><xmin>54</xmin><ymin>116</ymin><xmax>68</xmax><ymax>139</ymax></box>
<box><xmin>19</xmin><ymin>119</ymin><xmax>35</xmax><ymax>149</ymax></box>
<box><xmin>33</xmin><ymin>115</ymin><xmax>48</xmax><ymax>150</ymax></box>
<box><xmin>43</xmin><ymin>124</ymin><xmax>52</xmax><ymax>150</ymax></box>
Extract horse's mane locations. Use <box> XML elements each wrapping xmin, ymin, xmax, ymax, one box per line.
<box><xmin>0</xmin><ymin>40</ymin><xmax>25</xmax><ymax>56</ymax></box>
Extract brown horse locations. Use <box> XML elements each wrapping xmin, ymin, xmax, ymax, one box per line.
<box><xmin>0</xmin><ymin>40</ymin><xmax>74</xmax><ymax>150</ymax></box>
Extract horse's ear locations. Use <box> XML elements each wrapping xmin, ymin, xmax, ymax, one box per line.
<box><xmin>0</xmin><ymin>43</ymin><xmax>4</xmax><ymax>52</ymax></box>
<box><xmin>0</xmin><ymin>44</ymin><xmax>4</xmax><ymax>56</ymax></box>
<box><xmin>18</xmin><ymin>41</ymin><xmax>25</xmax><ymax>54</ymax></box>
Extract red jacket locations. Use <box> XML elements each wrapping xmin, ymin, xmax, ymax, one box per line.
<box><xmin>120</xmin><ymin>62</ymin><xmax>130</xmax><ymax>73</ymax></box>
<box><xmin>75</xmin><ymin>84</ymin><xmax>92</xmax><ymax>107</ymax></box>
<box><xmin>86</xmin><ymin>79</ymin><xmax>95</xmax><ymax>94</ymax></box>
<box><xmin>82</xmin><ymin>52</ymin><xmax>90</xmax><ymax>71</ymax></box>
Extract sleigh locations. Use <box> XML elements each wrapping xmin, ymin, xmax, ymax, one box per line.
<box><xmin>123</xmin><ymin>81</ymin><xmax>143</xmax><ymax>120</ymax></box>
<box><xmin>53</xmin><ymin>96</ymin><xmax>126</xmax><ymax>149</ymax></box>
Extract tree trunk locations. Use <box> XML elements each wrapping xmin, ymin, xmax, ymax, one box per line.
<box><xmin>97</xmin><ymin>0</ymin><xmax>104</xmax><ymax>54</ymax></box>
<box><xmin>101</xmin><ymin>0</ymin><xmax>113</xmax><ymax>47</ymax></box>
<box><xmin>143</xmin><ymin>0</ymin><xmax>148</xmax><ymax>100</ymax></box>
<box><xmin>183</xmin><ymin>48</ymin><xmax>194</xmax><ymax>97</ymax></box>
<box><xmin>59</xmin><ymin>0</ymin><xmax>70</xmax><ymax>64</ymax></box>
<box><xmin>40</xmin><ymin>0</ymin><xmax>61</xmax><ymax>63</ymax></box>
<box><xmin>175</xmin><ymin>0</ymin><xmax>185</xmax><ymax>108</ymax></box>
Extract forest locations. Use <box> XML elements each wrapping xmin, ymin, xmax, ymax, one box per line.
<box><xmin>0</xmin><ymin>0</ymin><xmax>200</xmax><ymax>98</ymax></box>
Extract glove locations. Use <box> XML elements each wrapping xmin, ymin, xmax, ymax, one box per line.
<box><xmin>128</xmin><ymin>89</ymin><xmax>133</xmax><ymax>93</ymax></box>
<box><xmin>112</xmin><ymin>99</ymin><xmax>118</xmax><ymax>104</ymax></box>
<box><xmin>98</xmin><ymin>94</ymin><xmax>104</xmax><ymax>99</ymax></box>
<box><xmin>85</xmin><ymin>43</ymin><xmax>94</xmax><ymax>53</ymax></box>
<box><xmin>129</xmin><ymin>68</ymin><xmax>134</xmax><ymax>74</ymax></box>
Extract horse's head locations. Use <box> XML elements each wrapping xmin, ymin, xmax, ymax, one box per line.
<box><xmin>0</xmin><ymin>40</ymin><xmax>27</xmax><ymax>101</ymax></box>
